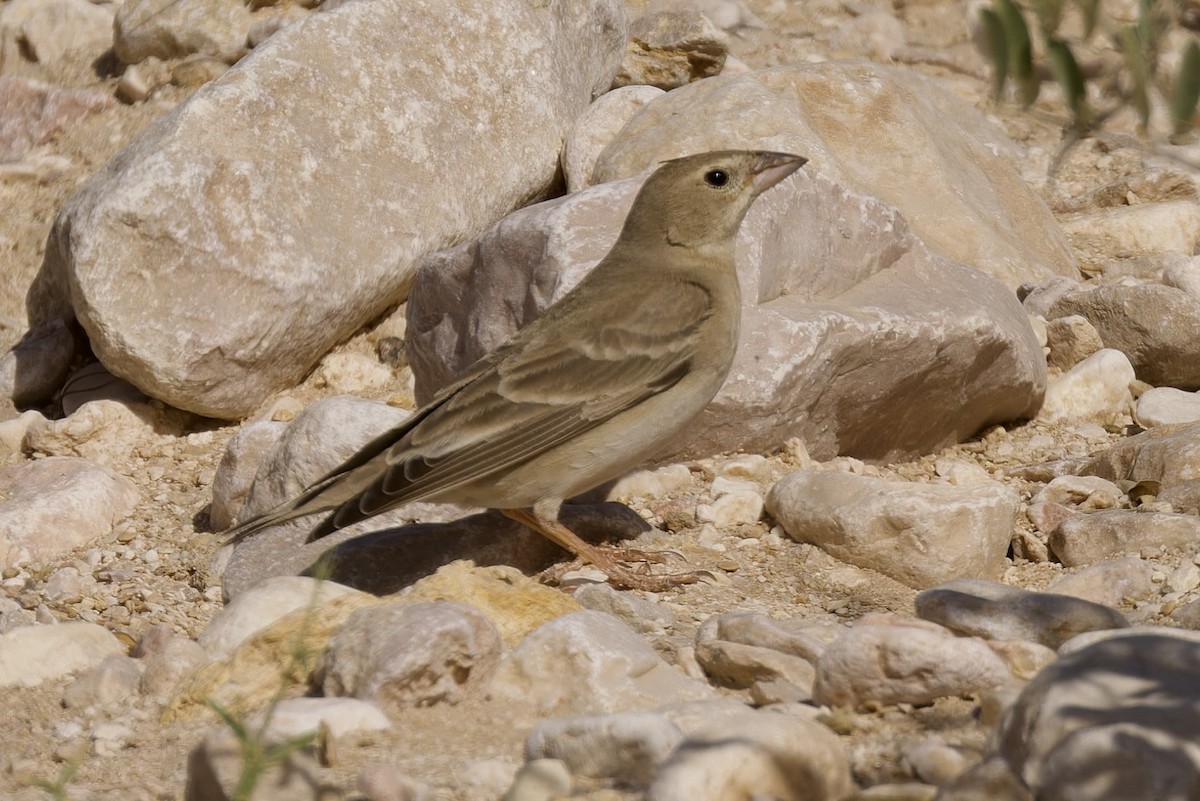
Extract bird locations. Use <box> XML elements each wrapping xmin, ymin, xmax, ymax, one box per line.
<box><xmin>225</xmin><ymin>149</ymin><xmax>808</xmax><ymax>590</ymax></box>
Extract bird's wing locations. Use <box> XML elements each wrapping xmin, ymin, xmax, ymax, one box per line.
<box><xmin>310</xmin><ymin>276</ymin><xmax>716</xmax><ymax>534</ymax></box>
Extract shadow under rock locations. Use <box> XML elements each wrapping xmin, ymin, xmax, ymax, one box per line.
<box><xmin>220</xmin><ymin>502</ymin><xmax>652</xmax><ymax>599</ymax></box>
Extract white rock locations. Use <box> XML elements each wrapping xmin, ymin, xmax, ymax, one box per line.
<box><xmin>1050</xmin><ymin>510</ymin><xmax>1200</xmax><ymax>567</ymax></box>
<box><xmin>24</xmin><ymin>400</ymin><xmax>176</xmax><ymax>466</ymax></box>
<box><xmin>1167</xmin><ymin>562</ymin><xmax>1200</xmax><ymax>594</ymax></box>
<box><xmin>313</xmin><ymin>352</ymin><xmax>396</xmax><ymax>395</ymax></box>
<box><xmin>1163</xmin><ymin>255</ymin><xmax>1200</xmax><ymax>300</ymax></box>
<box><xmin>0</xmin><ymin>456</ymin><xmax>139</xmax><ymax>571</ymax></box>
<box><xmin>321</xmin><ymin>601</ymin><xmax>501</xmax><ymax>712</ymax></box>
<box><xmin>208</xmin><ymin>420</ymin><xmax>287</xmax><ymax>530</ymax></box>
<box><xmin>17</xmin><ymin>0</ymin><xmax>114</xmax><ymax>68</ymax></box>
<box><xmin>1058</xmin><ymin>200</ymin><xmax>1200</xmax><ymax>275</ymax></box>
<box><xmin>563</xmin><ymin>85</ymin><xmax>666</xmax><ymax>193</ymax></box>
<box><xmin>62</xmin><ymin>653</ymin><xmax>142</xmax><ymax>708</ymax></box>
<box><xmin>1044</xmin><ymin>314</ymin><xmax>1103</xmax><ymax>370</ymax></box>
<box><xmin>1047</xmin><ymin>557</ymin><xmax>1157</xmax><ymax>607</ymax></box>
<box><xmin>1136</xmin><ymin>387</ymin><xmax>1200</xmax><ymax>427</ymax></box>
<box><xmin>647</xmin><ymin>710</ymin><xmax>852</xmax><ymax>801</ymax></box>
<box><xmin>198</xmin><ymin>575</ymin><xmax>367</xmax><ymax>658</ymax></box>
<box><xmin>525</xmin><ymin>711</ymin><xmax>682</xmax><ymax>784</ymax></box>
<box><xmin>1031</xmin><ymin>475</ymin><xmax>1124</xmax><ymax>510</ymax></box>
<box><xmin>40</xmin><ymin>0</ymin><xmax>628</xmax><ymax>418</ymax></box>
<box><xmin>503</xmin><ymin>759</ymin><xmax>571</xmax><ymax>801</ymax></box>
<box><xmin>766</xmin><ymin>471</ymin><xmax>1018</xmax><ymax>589</ymax></box>
<box><xmin>707</xmin><ymin>490</ymin><xmax>764</xmax><ymax>527</ymax></box>
<box><xmin>0</xmin><ymin>621</ymin><xmax>123</xmax><ymax>688</ymax></box>
<box><xmin>488</xmin><ymin>610</ymin><xmax>716</xmax><ymax>716</ymax></box>
<box><xmin>249</xmin><ymin>696</ymin><xmax>393</xmax><ymax>741</ymax></box>
<box><xmin>812</xmin><ymin>616</ymin><xmax>1010</xmax><ymax>708</ymax></box>
<box><xmin>606</xmin><ymin>463</ymin><xmax>693</xmax><ymax>502</ymax></box>
<box><xmin>1038</xmin><ymin>348</ymin><xmax>1135</xmax><ymax>423</ymax></box>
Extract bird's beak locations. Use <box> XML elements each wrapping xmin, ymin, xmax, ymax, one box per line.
<box><xmin>750</xmin><ymin>151</ymin><xmax>808</xmax><ymax>194</ymax></box>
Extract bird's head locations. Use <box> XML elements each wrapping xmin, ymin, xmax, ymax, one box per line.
<box><xmin>619</xmin><ymin>149</ymin><xmax>808</xmax><ymax>254</ymax></box>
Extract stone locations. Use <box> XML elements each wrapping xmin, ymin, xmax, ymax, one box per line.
<box><xmin>199</xmin><ymin>575</ymin><xmax>368</xmax><ymax>658</ymax></box>
<box><xmin>914</xmin><ymin>578</ymin><xmax>1129</xmax><ymax>650</ymax></box>
<box><xmin>996</xmin><ymin>629</ymin><xmax>1200</xmax><ymax>800</ymax></box>
<box><xmin>591</xmin><ymin>61</ymin><xmax>1077</xmax><ymax>290</ymax></box>
<box><xmin>812</xmin><ymin>616</ymin><xmax>1010</xmax><ymax>708</ymax></box>
<box><xmin>320</xmin><ymin>600</ymin><xmax>502</xmax><ymax>712</ymax></box>
<box><xmin>409</xmin><ymin>167</ymin><xmax>1045</xmax><ymax>463</ymax></box>
<box><xmin>249</xmin><ymin>696</ymin><xmax>392</xmax><ymax>741</ymax></box>
<box><xmin>0</xmin><ymin>456</ymin><xmax>139</xmax><ymax>570</ymax></box>
<box><xmin>1081</xmin><ymin>421</ymin><xmax>1200</xmax><ymax>491</ymax></box>
<box><xmin>1164</xmin><ymin>255</ymin><xmax>1200</xmax><ymax>300</ymax></box>
<box><xmin>23</xmin><ymin>399</ymin><xmax>182</xmax><ymax>466</ymax></box>
<box><xmin>902</xmin><ymin>737</ymin><xmax>969</xmax><ymax>785</ymax></box>
<box><xmin>503</xmin><ymin>759</ymin><xmax>571</xmax><ymax>801</ymax></box>
<box><xmin>572</xmin><ymin>583</ymin><xmax>674</xmax><ymax>634</ymax></box>
<box><xmin>647</xmin><ymin>710</ymin><xmax>852</xmax><ymax>801</ymax></box>
<box><xmin>1037</xmin><ymin>348</ymin><xmax>1135</xmax><ymax>424</ymax></box>
<box><xmin>186</xmin><ymin>724</ymin><xmax>323</xmax><ymax>801</ymax></box>
<box><xmin>525</xmin><ymin>711</ymin><xmax>682</xmax><ymax>784</ymax></box>
<box><xmin>934</xmin><ymin>757</ymin><xmax>1032</xmax><ymax>801</ymax></box>
<box><xmin>61</xmin><ymin>653</ymin><xmax>142</xmax><ymax>709</ymax></box>
<box><xmin>0</xmin><ymin>315</ymin><xmax>73</xmax><ymax>409</ymax></box>
<box><xmin>358</xmin><ymin>765</ymin><xmax>435</xmax><ymax>801</ymax></box>
<box><xmin>693</xmin><ymin>611</ymin><xmax>830</xmax><ymax>693</ymax></box>
<box><xmin>1049</xmin><ymin>510</ymin><xmax>1200</xmax><ymax>566</ymax></box>
<box><xmin>766</xmin><ymin>472</ymin><xmax>1017</xmax><ymax>589</ymax></box>
<box><xmin>612</xmin><ymin>10</ymin><xmax>728</xmax><ymax>90</ymax></box>
<box><xmin>562</xmin><ymin>85</ymin><xmax>665</xmax><ymax>192</ymax></box>
<box><xmin>1047</xmin><ymin>557</ymin><xmax>1157</xmax><ymax>607</ymax></box>
<box><xmin>488</xmin><ymin>610</ymin><xmax>716</xmax><ymax>717</ymax></box>
<box><xmin>1031</xmin><ymin>475</ymin><xmax>1124</xmax><ymax>510</ymax></box>
<box><xmin>1057</xmin><ymin>200</ymin><xmax>1200</xmax><ymax>275</ymax></box>
<box><xmin>0</xmin><ymin>621</ymin><xmax>123</xmax><ymax>688</ymax></box>
<box><xmin>0</xmin><ymin>76</ymin><xmax>115</xmax><ymax>163</ymax></box>
<box><xmin>208</xmin><ymin>420</ymin><xmax>286</xmax><ymax>531</ymax></box>
<box><xmin>18</xmin><ymin>0</ymin><xmax>114</xmax><ymax>68</ymax></box>
<box><xmin>113</xmin><ymin>0</ymin><xmax>251</xmax><ymax>64</ymax></box>
<box><xmin>1044</xmin><ymin>314</ymin><xmax>1104</xmax><ymax>370</ymax></box>
<box><xmin>37</xmin><ymin>0</ymin><xmax>628</xmax><ymax>418</ymax></box>
<box><xmin>1136</xmin><ymin>387</ymin><xmax>1200</xmax><ymax>427</ymax></box>
<box><xmin>1050</xmin><ymin>284</ymin><xmax>1200</xmax><ymax>389</ymax></box>
<box><xmin>139</xmin><ymin>636</ymin><xmax>209</xmax><ymax>701</ymax></box>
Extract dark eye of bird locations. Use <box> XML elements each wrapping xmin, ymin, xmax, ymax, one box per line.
<box><xmin>704</xmin><ymin>169</ymin><xmax>729</xmax><ymax>187</ymax></box>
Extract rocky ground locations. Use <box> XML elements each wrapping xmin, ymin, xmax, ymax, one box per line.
<box><xmin>2</xmin><ymin>0</ymin><xmax>1200</xmax><ymax>799</ymax></box>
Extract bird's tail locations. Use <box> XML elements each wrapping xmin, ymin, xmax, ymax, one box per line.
<box><xmin>221</xmin><ymin>471</ymin><xmax>362</xmax><ymax>545</ymax></box>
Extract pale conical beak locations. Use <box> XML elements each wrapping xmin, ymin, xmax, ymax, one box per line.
<box><xmin>750</xmin><ymin>151</ymin><xmax>808</xmax><ymax>194</ymax></box>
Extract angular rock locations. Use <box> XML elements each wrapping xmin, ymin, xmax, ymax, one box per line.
<box><xmin>694</xmin><ymin>611</ymin><xmax>830</xmax><ymax>694</ymax></box>
<box><xmin>488</xmin><ymin>610</ymin><xmax>716</xmax><ymax>717</ymax></box>
<box><xmin>321</xmin><ymin>600</ymin><xmax>502</xmax><ymax>712</ymax></box>
<box><xmin>1164</xmin><ymin>255</ymin><xmax>1200</xmax><ymax>299</ymax></box>
<box><xmin>139</xmin><ymin>636</ymin><xmax>209</xmax><ymax>701</ymax></box>
<box><xmin>186</xmin><ymin>724</ymin><xmax>323</xmax><ymax>801</ymax></box>
<box><xmin>812</xmin><ymin>616</ymin><xmax>1010</xmax><ymax>708</ymax></box>
<box><xmin>1036</xmin><ymin>348</ymin><xmax>1135</xmax><ymax>424</ymax></box>
<box><xmin>996</xmin><ymin>630</ymin><xmax>1200</xmax><ymax>800</ymax></box>
<box><xmin>208</xmin><ymin>420</ymin><xmax>286</xmax><ymax>530</ymax></box>
<box><xmin>1031</xmin><ymin>475</ymin><xmax>1124</xmax><ymax>510</ymax></box>
<box><xmin>0</xmin><ymin>621</ymin><xmax>123</xmax><ymax>688</ymax></box>
<box><xmin>1081</xmin><ymin>421</ymin><xmax>1200</xmax><ymax>490</ymax></box>
<box><xmin>36</xmin><ymin>0</ymin><xmax>628</xmax><ymax>418</ymax></box>
<box><xmin>914</xmin><ymin>578</ymin><xmax>1129</xmax><ymax>650</ymax></box>
<box><xmin>647</xmin><ymin>710</ymin><xmax>852</xmax><ymax>801</ymax></box>
<box><xmin>612</xmin><ymin>10</ymin><xmax>728</xmax><ymax>90</ymax></box>
<box><xmin>249</xmin><ymin>696</ymin><xmax>392</xmax><ymax>740</ymax></box>
<box><xmin>113</xmin><ymin>0</ymin><xmax>251</xmax><ymax>64</ymax></box>
<box><xmin>1057</xmin><ymin>200</ymin><xmax>1200</xmax><ymax>275</ymax></box>
<box><xmin>591</xmin><ymin>61</ymin><xmax>1077</xmax><ymax>290</ymax></box>
<box><xmin>18</xmin><ymin>0</ymin><xmax>114</xmax><ymax>68</ymax></box>
<box><xmin>766</xmin><ymin>472</ymin><xmax>1018</xmax><ymax>589</ymax></box>
<box><xmin>1050</xmin><ymin>284</ymin><xmax>1200</xmax><ymax>389</ymax></box>
<box><xmin>62</xmin><ymin>653</ymin><xmax>142</xmax><ymax>709</ymax></box>
<box><xmin>1044</xmin><ymin>314</ymin><xmax>1103</xmax><ymax>371</ymax></box>
<box><xmin>1046</xmin><ymin>557</ymin><xmax>1157</xmax><ymax>608</ymax></box>
<box><xmin>0</xmin><ymin>456</ymin><xmax>139</xmax><ymax>570</ymax></box>
<box><xmin>409</xmin><ymin>167</ymin><xmax>1045</xmax><ymax>463</ymax></box>
<box><xmin>572</xmin><ymin>582</ymin><xmax>674</xmax><ymax>634</ymax></box>
<box><xmin>1049</xmin><ymin>510</ymin><xmax>1200</xmax><ymax>566</ymax></box>
<box><xmin>23</xmin><ymin>399</ymin><xmax>183</xmax><ymax>466</ymax></box>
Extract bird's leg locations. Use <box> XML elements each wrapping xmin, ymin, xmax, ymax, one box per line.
<box><xmin>500</xmin><ymin>506</ymin><xmax>701</xmax><ymax>592</ymax></box>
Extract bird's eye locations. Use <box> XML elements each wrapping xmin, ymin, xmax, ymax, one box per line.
<box><xmin>704</xmin><ymin>169</ymin><xmax>729</xmax><ymax>187</ymax></box>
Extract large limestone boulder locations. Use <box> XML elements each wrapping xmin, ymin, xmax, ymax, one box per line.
<box><xmin>30</xmin><ymin>0</ymin><xmax>627</xmax><ymax>418</ymax></box>
<box><xmin>583</xmin><ymin>61</ymin><xmax>1078</xmax><ymax>291</ymax></box>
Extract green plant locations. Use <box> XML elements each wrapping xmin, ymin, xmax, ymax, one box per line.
<box><xmin>980</xmin><ymin>0</ymin><xmax>1200</xmax><ymax>163</ymax></box>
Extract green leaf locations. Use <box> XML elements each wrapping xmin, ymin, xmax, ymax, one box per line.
<box><xmin>980</xmin><ymin>8</ymin><xmax>1010</xmax><ymax>99</ymax></box>
<box><xmin>1046</xmin><ymin>37</ymin><xmax>1089</xmax><ymax>122</ymax></box>
<box><xmin>1079</xmin><ymin>0</ymin><xmax>1101</xmax><ymax>37</ymax></box>
<box><xmin>1120</xmin><ymin>25</ymin><xmax>1152</xmax><ymax>130</ymax></box>
<box><xmin>1172</xmin><ymin>39</ymin><xmax>1200</xmax><ymax>134</ymax></box>
<box><xmin>995</xmin><ymin>0</ymin><xmax>1040</xmax><ymax>106</ymax></box>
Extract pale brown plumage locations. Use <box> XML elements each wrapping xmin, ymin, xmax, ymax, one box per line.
<box><xmin>225</xmin><ymin>150</ymin><xmax>808</xmax><ymax>589</ymax></box>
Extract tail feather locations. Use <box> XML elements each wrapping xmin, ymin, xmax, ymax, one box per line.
<box><xmin>222</xmin><ymin>471</ymin><xmax>361</xmax><ymax>545</ymax></box>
